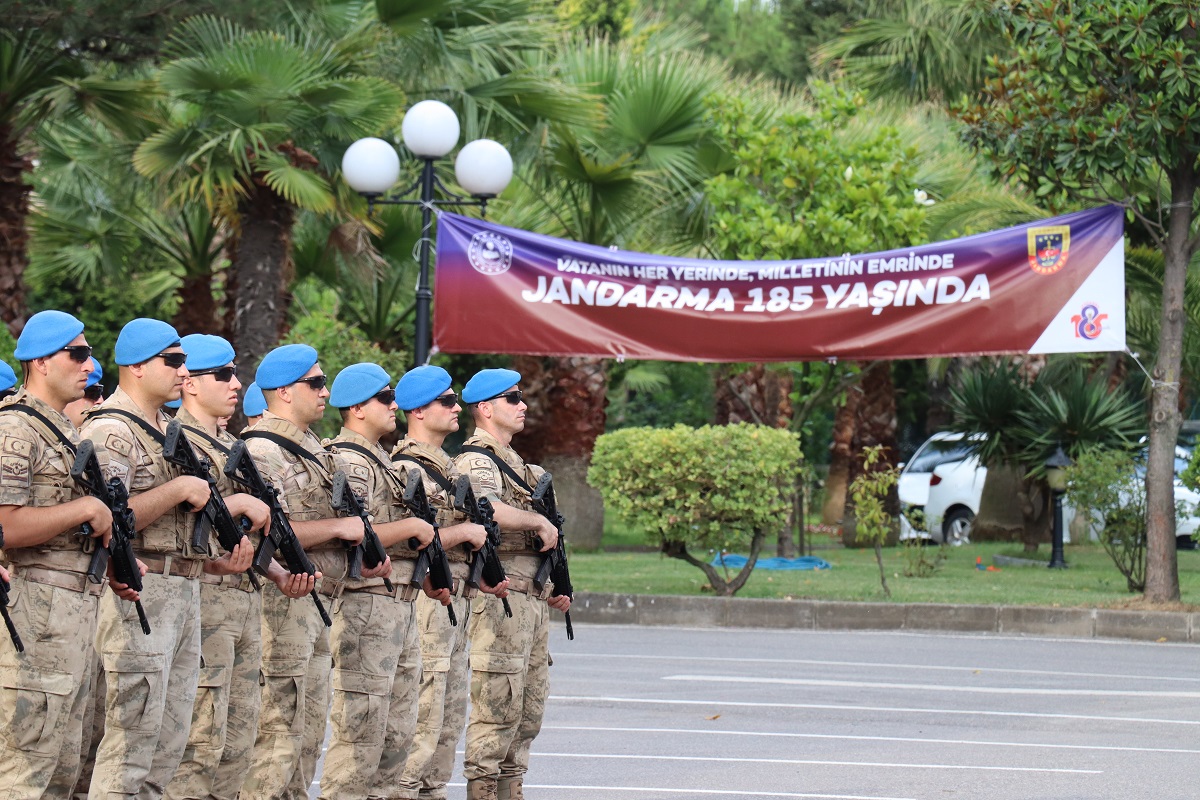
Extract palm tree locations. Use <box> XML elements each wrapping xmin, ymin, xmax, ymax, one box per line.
<box><xmin>0</xmin><ymin>30</ymin><xmax>149</xmax><ymax>333</ymax></box>
<box><xmin>134</xmin><ymin>14</ymin><xmax>403</xmax><ymax>371</ymax></box>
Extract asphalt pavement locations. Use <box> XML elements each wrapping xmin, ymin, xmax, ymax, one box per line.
<box><xmin>312</xmin><ymin>623</ymin><xmax>1200</xmax><ymax>799</ymax></box>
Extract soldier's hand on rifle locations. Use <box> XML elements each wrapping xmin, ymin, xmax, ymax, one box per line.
<box><xmin>535</xmin><ymin>517</ymin><xmax>559</xmax><ymax>552</ymax></box>
<box><xmin>174</xmin><ymin>475</ymin><xmax>212</xmax><ymax>512</ymax></box>
<box><xmin>206</xmin><ymin>539</ymin><xmax>255</xmax><ymax>576</ymax></box>
<box><xmin>421</xmin><ymin>576</ymin><xmax>452</xmax><ymax>606</ymax></box>
<box><xmin>362</xmin><ymin>555</ymin><xmax>392</xmax><ymax>580</ymax></box>
<box><xmin>404</xmin><ymin>518</ymin><xmax>437</xmax><ymax>549</ymax></box>
<box><xmin>274</xmin><ymin>569</ymin><xmax>319</xmax><ymax>599</ymax></box>
<box><xmin>480</xmin><ymin>576</ymin><xmax>510</xmax><ymax>599</ymax></box>
<box><xmin>226</xmin><ymin>493</ymin><xmax>270</xmax><ymax>534</ymax></box>
<box><xmin>0</xmin><ymin>564</ymin><xmax>9</xmax><ymax>583</ymax></box>
<box><xmin>108</xmin><ymin>557</ymin><xmax>147</xmax><ymax>602</ymax></box>
<box><xmin>547</xmin><ymin>594</ymin><xmax>571</xmax><ymax>612</ymax></box>
<box><xmin>334</xmin><ymin>517</ymin><xmax>366</xmax><ymax>545</ymax></box>
<box><xmin>77</xmin><ymin>496</ymin><xmax>114</xmax><ymax>546</ymax></box>
<box><xmin>455</xmin><ymin>522</ymin><xmax>487</xmax><ymax>551</ymax></box>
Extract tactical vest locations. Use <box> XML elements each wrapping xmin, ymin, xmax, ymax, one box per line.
<box><xmin>391</xmin><ymin>448</ymin><xmax>469</xmax><ymax>563</ymax></box>
<box><xmin>458</xmin><ymin>438</ymin><xmax>543</xmax><ymax>557</ymax></box>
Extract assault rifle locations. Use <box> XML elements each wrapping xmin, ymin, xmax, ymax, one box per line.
<box><xmin>399</xmin><ymin>469</ymin><xmax>457</xmax><ymax>626</ymax></box>
<box><xmin>163</xmin><ymin>420</ymin><xmax>260</xmax><ymax>590</ymax></box>
<box><xmin>0</xmin><ymin>526</ymin><xmax>23</xmax><ymax>652</ymax></box>
<box><xmin>71</xmin><ymin>439</ymin><xmax>150</xmax><ymax>635</ymax></box>
<box><xmin>330</xmin><ymin>471</ymin><xmax>394</xmax><ymax>593</ymax></box>
<box><xmin>224</xmin><ymin>441</ymin><xmax>331</xmax><ymax>626</ymax></box>
<box><xmin>531</xmin><ymin>473</ymin><xmax>574</xmax><ymax>640</ymax></box>
<box><xmin>452</xmin><ymin>476</ymin><xmax>511</xmax><ymax>618</ymax></box>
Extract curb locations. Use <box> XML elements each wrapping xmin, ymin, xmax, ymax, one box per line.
<box><xmin>566</xmin><ymin>591</ymin><xmax>1200</xmax><ymax>643</ymax></box>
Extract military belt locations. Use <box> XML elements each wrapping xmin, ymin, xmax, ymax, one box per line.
<box><xmin>503</xmin><ymin>575</ymin><xmax>553</xmax><ymax>600</ymax></box>
<box><xmin>9</xmin><ymin>564</ymin><xmax>104</xmax><ymax>596</ymax></box>
<box><xmin>319</xmin><ymin>580</ymin><xmax>421</xmax><ymax>602</ymax></box>
<box><xmin>199</xmin><ymin>572</ymin><xmax>258</xmax><ymax>593</ymax></box>
<box><xmin>135</xmin><ymin>552</ymin><xmax>205</xmax><ymax>580</ymax></box>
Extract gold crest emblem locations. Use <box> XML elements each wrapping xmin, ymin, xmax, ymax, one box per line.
<box><xmin>1028</xmin><ymin>225</ymin><xmax>1070</xmax><ymax>275</ymax></box>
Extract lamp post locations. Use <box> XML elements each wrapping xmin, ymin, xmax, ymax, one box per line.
<box><xmin>341</xmin><ymin>100</ymin><xmax>514</xmax><ymax>366</ymax></box>
<box><xmin>1045</xmin><ymin>445</ymin><xmax>1072</xmax><ymax>569</ymax></box>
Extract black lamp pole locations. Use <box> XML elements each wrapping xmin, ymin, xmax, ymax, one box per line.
<box><xmin>1045</xmin><ymin>445</ymin><xmax>1072</xmax><ymax>570</ymax></box>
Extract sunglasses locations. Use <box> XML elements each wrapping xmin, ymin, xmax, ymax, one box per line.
<box><xmin>430</xmin><ymin>392</ymin><xmax>459</xmax><ymax>409</ymax></box>
<box><xmin>60</xmin><ymin>345</ymin><xmax>93</xmax><ymax>364</ymax></box>
<box><xmin>189</xmin><ymin>365</ymin><xmax>238</xmax><ymax>382</ymax></box>
<box><xmin>484</xmin><ymin>390</ymin><xmax>523</xmax><ymax>405</ymax></box>
<box><xmin>83</xmin><ymin>385</ymin><xmax>103</xmax><ymax>402</ymax></box>
<box><xmin>295</xmin><ymin>375</ymin><xmax>328</xmax><ymax>391</ymax></box>
<box><xmin>154</xmin><ymin>351</ymin><xmax>188</xmax><ymax>369</ymax></box>
<box><xmin>372</xmin><ymin>388</ymin><xmax>396</xmax><ymax>406</ymax></box>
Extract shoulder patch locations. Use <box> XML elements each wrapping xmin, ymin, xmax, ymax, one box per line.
<box><xmin>103</xmin><ymin>434</ymin><xmax>133</xmax><ymax>458</ymax></box>
<box><xmin>0</xmin><ymin>434</ymin><xmax>33</xmax><ymax>457</ymax></box>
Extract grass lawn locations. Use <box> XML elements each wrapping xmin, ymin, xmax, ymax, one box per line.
<box><xmin>571</xmin><ymin>533</ymin><xmax>1200</xmax><ymax>608</ymax></box>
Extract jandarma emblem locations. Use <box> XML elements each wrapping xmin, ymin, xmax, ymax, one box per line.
<box><xmin>468</xmin><ymin>231</ymin><xmax>513</xmax><ymax>275</ymax></box>
<box><xmin>1027</xmin><ymin>225</ymin><xmax>1070</xmax><ymax>275</ymax></box>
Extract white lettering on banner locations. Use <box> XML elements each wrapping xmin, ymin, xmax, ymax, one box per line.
<box><xmin>520</xmin><ymin>275</ymin><xmax>991</xmax><ymax>314</ymax></box>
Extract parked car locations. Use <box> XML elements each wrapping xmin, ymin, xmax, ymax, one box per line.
<box><xmin>897</xmin><ymin>433</ymin><xmax>977</xmax><ymax>542</ymax></box>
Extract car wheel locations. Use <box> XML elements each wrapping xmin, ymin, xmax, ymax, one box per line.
<box><xmin>943</xmin><ymin>508</ymin><xmax>974</xmax><ymax>546</ymax></box>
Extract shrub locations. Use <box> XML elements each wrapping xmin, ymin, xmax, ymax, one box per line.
<box><xmin>1064</xmin><ymin>448</ymin><xmax>1145</xmax><ymax>592</ymax></box>
<box><xmin>588</xmin><ymin>423</ymin><xmax>800</xmax><ymax>595</ymax></box>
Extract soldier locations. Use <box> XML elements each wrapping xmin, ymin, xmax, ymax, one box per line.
<box><xmin>65</xmin><ymin>363</ymin><xmax>104</xmax><ymax>428</ymax></box>
<box><xmin>318</xmin><ymin>363</ymin><xmax>440</xmax><ymax>800</ymax></box>
<box><xmin>392</xmin><ymin>366</ymin><xmax>507</xmax><ymax>800</ymax></box>
<box><xmin>0</xmin><ymin>359</ymin><xmax>17</xmax><ymax>399</ymax></box>
<box><xmin>454</xmin><ymin>369</ymin><xmax>571</xmax><ymax>800</ymax></box>
<box><xmin>163</xmin><ymin>334</ymin><xmax>314</xmax><ymax>800</ymax></box>
<box><xmin>81</xmin><ymin>318</ymin><xmax>215</xmax><ymax>800</ymax></box>
<box><xmin>243</xmin><ymin>382</ymin><xmax>266</xmax><ymax>429</ymax></box>
<box><xmin>0</xmin><ymin>310</ymin><xmax>115</xmax><ymax>798</ymax></box>
<box><xmin>238</xmin><ymin>344</ymin><xmax>377</xmax><ymax>800</ymax></box>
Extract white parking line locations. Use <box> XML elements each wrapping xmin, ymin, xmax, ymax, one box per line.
<box><xmin>447</xmin><ymin>783</ymin><xmax>919</xmax><ymax>800</ymax></box>
<box><xmin>534</xmin><ymin>751</ymin><xmax>1102</xmax><ymax>773</ymax></box>
<box><xmin>552</xmin><ymin>694</ymin><xmax>1200</xmax><ymax>726</ymax></box>
<box><xmin>557</xmin><ymin>651</ymin><xmax>1200</xmax><ymax>684</ymax></box>
<box><xmin>543</xmin><ymin>725</ymin><xmax>1200</xmax><ymax>755</ymax></box>
<box><xmin>662</xmin><ymin>674</ymin><xmax>1200</xmax><ymax>698</ymax></box>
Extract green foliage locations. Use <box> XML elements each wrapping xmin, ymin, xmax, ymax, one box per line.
<box><xmin>1064</xmin><ymin>448</ymin><xmax>1146</xmax><ymax>593</ymax></box>
<box><xmin>705</xmin><ymin>83</ymin><xmax>928</xmax><ymax>262</ymax></box>
<box><xmin>902</xmin><ymin>539</ymin><xmax>947</xmax><ymax>577</ymax></box>
<box><xmin>556</xmin><ymin>0</ymin><xmax>638</xmax><ymax>38</ymax></box>
<box><xmin>0</xmin><ymin>327</ymin><xmax>17</xmax><ymax>377</ymax></box>
<box><xmin>606</xmin><ymin>361</ymin><xmax>715</xmax><ymax>430</ymax></box>
<box><xmin>648</xmin><ymin>0</ymin><xmax>799</xmax><ymax>84</ymax></box>
<box><xmin>848</xmin><ymin>444</ymin><xmax>897</xmax><ymax>595</ymax></box>
<box><xmin>589</xmin><ymin>423</ymin><xmax>799</xmax><ymax>549</ymax></box>
<box><xmin>281</xmin><ymin>310</ymin><xmax>409</xmax><ymax>439</ymax></box>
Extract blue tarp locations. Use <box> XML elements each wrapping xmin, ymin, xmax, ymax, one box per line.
<box><xmin>710</xmin><ymin>553</ymin><xmax>831</xmax><ymax>570</ymax></box>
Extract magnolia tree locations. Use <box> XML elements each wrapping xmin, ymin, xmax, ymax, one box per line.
<box><xmin>588</xmin><ymin>423</ymin><xmax>800</xmax><ymax>596</ymax></box>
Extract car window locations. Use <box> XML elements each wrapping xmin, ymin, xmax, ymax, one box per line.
<box><xmin>907</xmin><ymin>440</ymin><xmax>973</xmax><ymax>473</ymax></box>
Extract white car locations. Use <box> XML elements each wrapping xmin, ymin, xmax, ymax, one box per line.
<box><xmin>924</xmin><ymin>456</ymin><xmax>986</xmax><ymax>545</ymax></box>
<box><xmin>897</xmin><ymin>433</ymin><xmax>977</xmax><ymax>542</ymax></box>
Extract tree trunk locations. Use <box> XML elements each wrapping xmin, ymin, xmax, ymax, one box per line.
<box><xmin>227</xmin><ymin>183</ymin><xmax>295</xmax><ymax>381</ymax></box>
<box><xmin>0</xmin><ymin>127</ymin><xmax>32</xmax><ymax>336</ymax></box>
<box><xmin>173</xmin><ymin>267</ymin><xmax>219</xmax><ymax>336</ymax></box>
<box><xmin>1144</xmin><ymin>168</ymin><xmax>1195</xmax><ymax>602</ymax></box>
<box><xmin>822</xmin><ymin>384</ymin><xmax>860</xmax><ymax>524</ymax></box>
<box><xmin>663</xmin><ymin>528</ymin><xmax>767</xmax><ymax>596</ymax></box>
<box><xmin>850</xmin><ymin>361</ymin><xmax>899</xmax><ymax>515</ymax></box>
<box><xmin>971</xmin><ymin>463</ymin><xmax>1026</xmax><ymax>542</ymax></box>
<box><xmin>512</xmin><ymin>356</ymin><xmax>608</xmax><ymax>550</ymax></box>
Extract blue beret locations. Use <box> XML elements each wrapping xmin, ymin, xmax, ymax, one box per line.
<box><xmin>396</xmin><ymin>365</ymin><xmax>452</xmax><ymax>410</ymax></box>
<box><xmin>462</xmin><ymin>368</ymin><xmax>522</xmax><ymax>404</ymax></box>
<box><xmin>114</xmin><ymin>318</ymin><xmax>181</xmax><ymax>366</ymax></box>
<box><xmin>243</xmin><ymin>383</ymin><xmax>267</xmax><ymax>417</ymax></box>
<box><xmin>164</xmin><ymin>398</ymin><xmax>181</xmax><ymax>409</ymax></box>
<box><xmin>330</xmin><ymin>363</ymin><xmax>392</xmax><ymax>408</ymax></box>
<box><xmin>181</xmin><ymin>334</ymin><xmax>235</xmax><ymax>372</ymax></box>
<box><xmin>0</xmin><ymin>361</ymin><xmax>16</xmax><ymax>391</ymax></box>
<box><xmin>14</xmin><ymin>310</ymin><xmax>85</xmax><ymax>361</ymax></box>
<box><xmin>256</xmin><ymin>344</ymin><xmax>319</xmax><ymax>390</ymax></box>
<box><xmin>86</xmin><ymin>362</ymin><xmax>103</xmax><ymax>388</ymax></box>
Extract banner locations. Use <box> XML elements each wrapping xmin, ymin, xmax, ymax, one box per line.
<box><xmin>433</xmin><ymin>205</ymin><xmax>1125</xmax><ymax>362</ymax></box>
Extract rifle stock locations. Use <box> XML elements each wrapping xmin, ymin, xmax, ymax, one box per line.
<box><xmin>71</xmin><ymin>439</ymin><xmax>150</xmax><ymax>635</ymax></box>
<box><xmin>0</xmin><ymin>526</ymin><xmax>23</xmax><ymax>652</ymax></box>
<box><xmin>400</xmin><ymin>469</ymin><xmax>457</xmax><ymax>626</ymax></box>
<box><xmin>224</xmin><ymin>441</ymin><xmax>331</xmax><ymax>626</ymax></box>
<box><xmin>452</xmin><ymin>476</ymin><xmax>511</xmax><ymax>618</ymax></box>
<box><xmin>330</xmin><ymin>471</ymin><xmax>394</xmax><ymax>593</ymax></box>
<box><xmin>531</xmin><ymin>473</ymin><xmax>574</xmax><ymax>640</ymax></box>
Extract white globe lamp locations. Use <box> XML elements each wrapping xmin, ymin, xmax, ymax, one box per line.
<box><xmin>401</xmin><ymin>100</ymin><xmax>460</xmax><ymax>158</ymax></box>
<box><xmin>455</xmin><ymin>139</ymin><xmax>513</xmax><ymax>197</ymax></box>
<box><xmin>341</xmin><ymin>137</ymin><xmax>401</xmax><ymax>195</ymax></box>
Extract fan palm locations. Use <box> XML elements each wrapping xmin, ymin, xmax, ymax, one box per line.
<box><xmin>134</xmin><ymin>14</ymin><xmax>403</xmax><ymax>370</ymax></box>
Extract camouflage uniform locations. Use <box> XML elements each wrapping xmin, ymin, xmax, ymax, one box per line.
<box><xmin>238</xmin><ymin>412</ymin><xmax>340</xmax><ymax>800</ymax></box>
<box><xmin>316</xmin><ymin>429</ymin><xmax>424</xmax><ymax>800</ymax></box>
<box><xmin>454</xmin><ymin>431</ymin><xmax>552</xmax><ymax>800</ymax></box>
<box><xmin>391</xmin><ymin>438</ymin><xmax>474</xmax><ymax>800</ymax></box>
<box><xmin>82</xmin><ymin>388</ymin><xmax>204</xmax><ymax>800</ymax></box>
<box><xmin>0</xmin><ymin>390</ymin><xmax>104</xmax><ymax>799</ymax></box>
<box><xmin>163</xmin><ymin>408</ymin><xmax>262</xmax><ymax>800</ymax></box>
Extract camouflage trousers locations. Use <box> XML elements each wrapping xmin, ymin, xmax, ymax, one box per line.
<box><xmin>74</xmin><ymin>654</ymin><xmax>105</xmax><ymax>798</ymax></box>
<box><xmin>240</xmin><ymin>588</ymin><xmax>331</xmax><ymax>800</ymax></box>
<box><xmin>163</xmin><ymin>581</ymin><xmax>262</xmax><ymax>800</ymax></box>
<box><xmin>396</xmin><ymin>593</ymin><xmax>471</xmax><ymax>800</ymax></box>
<box><xmin>88</xmin><ymin>573</ymin><xmax>202</xmax><ymax>800</ymax></box>
<box><xmin>0</xmin><ymin>576</ymin><xmax>100</xmax><ymax>799</ymax></box>
<box><xmin>317</xmin><ymin>589</ymin><xmax>420</xmax><ymax>800</ymax></box>
<box><xmin>463</xmin><ymin>592</ymin><xmax>550</xmax><ymax>784</ymax></box>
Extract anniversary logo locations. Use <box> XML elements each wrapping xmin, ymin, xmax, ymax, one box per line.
<box><xmin>433</xmin><ymin>205</ymin><xmax>1125</xmax><ymax>362</ymax></box>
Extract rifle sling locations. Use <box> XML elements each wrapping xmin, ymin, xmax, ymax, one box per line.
<box><xmin>2</xmin><ymin>404</ymin><xmax>78</xmax><ymax>455</ymax></box>
<box><xmin>391</xmin><ymin>453</ymin><xmax>454</xmax><ymax>494</ymax></box>
<box><xmin>242</xmin><ymin>430</ymin><xmax>329</xmax><ymax>476</ymax></box>
<box><xmin>180</xmin><ymin>424</ymin><xmax>231</xmax><ymax>456</ymax></box>
<box><xmin>89</xmin><ymin>408</ymin><xmax>166</xmax><ymax>445</ymax></box>
<box><xmin>458</xmin><ymin>445</ymin><xmax>534</xmax><ymax>495</ymax></box>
